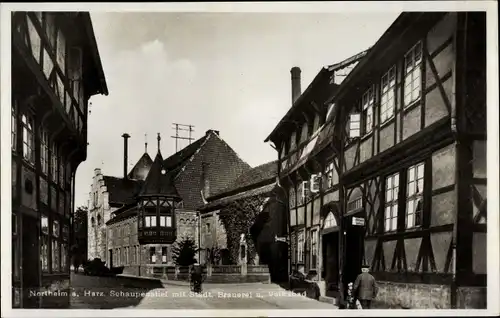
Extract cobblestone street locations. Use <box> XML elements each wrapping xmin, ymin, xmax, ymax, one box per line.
<box><xmin>70</xmin><ymin>273</ymin><xmax>337</xmax><ymax>309</ymax></box>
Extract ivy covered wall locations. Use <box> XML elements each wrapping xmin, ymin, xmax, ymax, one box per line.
<box><xmin>218</xmin><ymin>194</ymin><xmax>267</xmax><ymax>265</ymax></box>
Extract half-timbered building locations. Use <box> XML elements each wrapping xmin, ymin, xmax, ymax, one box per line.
<box><xmin>264</xmin><ymin>51</ymin><xmax>368</xmax><ymax>296</ymax></box>
<box><xmin>329</xmin><ymin>12</ymin><xmax>487</xmax><ymax>309</ymax></box>
<box><xmin>11</xmin><ymin>12</ymin><xmax>108</xmax><ymax>308</ymax></box>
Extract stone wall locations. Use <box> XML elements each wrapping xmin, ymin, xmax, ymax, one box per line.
<box><xmin>375</xmin><ymin>281</ymin><xmax>451</xmax><ymax>309</ymax></box>
<box><xmin>457</xmin><ymin>286</ymin><xmax>487</xmax><ymax>309</ymax></box>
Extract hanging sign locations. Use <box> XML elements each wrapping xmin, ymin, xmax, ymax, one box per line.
<box><xmin>352</xmin><ymin>217</ymin><xmax>365</xmax><ymax>226</ymax></box>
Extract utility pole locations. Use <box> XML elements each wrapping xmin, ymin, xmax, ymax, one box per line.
<box><xmin>171</xmin><ymin>123</ymin><xmax>195</xmax><ymax>153</ymax></box>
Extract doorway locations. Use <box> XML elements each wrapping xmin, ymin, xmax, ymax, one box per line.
<box><xmin>108</xmin><ymin>249</ymin><xmax>113</xmax><ymax>268</ymax></box>
<box><xmin>322</xmin><ymin>231</ymin><xmax>339</xmax><ymax>297</ymax></box>
<box><xmin>22</xmin><ymin>215</ymin><xmax>40</xmax><ymax>308</ymax></box>
<box><xmin>343</xmin><ymin>221</ymin><xmax>365</xmax><ymax>289</ymax></box>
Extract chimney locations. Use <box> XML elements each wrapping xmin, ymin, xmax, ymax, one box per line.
<box><xmin>122</xmin><ymin>133</ymin><xmax>130</xmax><ymax>179</ymax></box>
<box><xmin>291</xmin><ymin>66</ymin><xmax>302</xmax><ymax>104</ymax></box>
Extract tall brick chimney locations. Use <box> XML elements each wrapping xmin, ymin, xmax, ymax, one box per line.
<box><xmin>122</xmin><ymin>133</ymin><xmax>130</xmax><ymax>179</ymax></box>
<box><xmin>291</xmin><ymin>66</ymin><xmax>302</xmax><ymax>104</ymax></box>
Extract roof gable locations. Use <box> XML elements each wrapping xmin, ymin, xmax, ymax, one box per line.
<box><xmin>128</xmin><ymin>152</ymin><xmax>153</xmax><ymax>180</ymax></box>
<box><xmin>140</xmin><ymin>152</ymin><xmax>181</xmax><ymax>198</ymax></box>
<box><xmin>210</xmin><ymin>160</ymin><xmax>277</xmax><ymax>199</ymax></box>
<box><xmin>102</xmin><ymin>176</ymin><xmax>143</xmax><ymax>206</ymax></box>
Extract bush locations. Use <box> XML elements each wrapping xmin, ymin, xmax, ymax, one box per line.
<box><xmin>172</xmin><ymin>236</ymin><xmax>197</xmax><ymax>266</ymax></box>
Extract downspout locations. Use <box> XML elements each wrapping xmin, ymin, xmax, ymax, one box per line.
<box><xmin>450</xmin><ymin>12</ymin><xmax>467</xmax><ymax>310</ymax></box>
<box><xmin>337</xmin><ymin>105</ymin><xmax>346</xmax><ymax>307</ymax></box>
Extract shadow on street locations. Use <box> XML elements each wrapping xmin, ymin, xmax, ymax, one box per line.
<box><xmin>70</xmin><ymin>273</ymin><xmax>164</xmax><ymax>309</ymax></box>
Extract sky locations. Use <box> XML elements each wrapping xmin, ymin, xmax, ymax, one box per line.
<box><xmin>76</xmin><ymin>11</ymin><xmax>401</xmax><ymax>207</ymax></box>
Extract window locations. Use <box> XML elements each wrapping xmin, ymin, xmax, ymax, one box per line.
<box><xmin>63</xmin><ymin>225</ymin><xmax>69</xmax><ymax>241</ymax></box>
<box><xmin>12</xmin><ymin>102</ymin><xmax>17</xmax><ymax>151</ymax></box>
<box><xmin>61</xmin><ymin>243</ymin><xmax>67</xmax><ymax>272</ymax></box>
<box><xmin>311</xmin><ymin>229</ymin><xmax>318</xmax><ymax>269</ymax></box>
<box><xmin>52</xmin><ymin>240</ymin><xmax>60</xmax><ymax>272</ymax></box>
<box><xmin>40</xmin><ymin>128</ymin><xmax>49</xmax><ymax>175</ymax></box>
<box><xmin>145</xmin><ymin>216</ymin><xmax>157</xmax><ymax>228</ymax></box>
<box><xmin>149</xmin><ymin>247</ymin><xmax>156</xmax><ymax>264</ymax></box>
<box><xmin>51</xmin><ymin>143</ymin><xmax>58</xmax><ymax>181</ymax></box>
<box><xmin>41</xmin><ymin>215</ymin><xmax>49</xmax><ymax>234</ymax></box>
<box><xmin>53</xmin><ymin>220</ymin><xmax>60</xmax><ymax>238</ymax></box>
<box><xmin>362</xmin><ymin>88</ymin><xmax>375</xmax><ymax>134</ymax></box>
<box><xmin>384</xmin><ymin>173</ymin><xmax>400</xmax><ymax>232</ymax></box>
<box><xmin>324</xmin><ymin>161</ymin><xmax>337</xmax><ymax>189</ymax></box>
<box><xmin>380</xmin><ymin>66</ymin><xmax>396</xmax><ymax>123</ymax></box>
<box><xmin>59</xmin><ymin>158</ymin><xmax>65</xmax><ymax>188</ymax></box>
<box><xmin>162</xmin><ymin>247</ymin><xmax>168</xmax><ymax>264</ymax></box>
<box><xmin>347</xmin><ymin>197</ymin><xmax>363</xmax><ymax>212</ymax></box>
<box><xmin>159</xmin><ymin>216</ymin><xmax>171</xmax><ymax>227</ymax></box>
<box><xmin>404</xmin><ymin>42</ymin><xmax>423</xmax><ymax>107</ymax></box>
<box><xmin>289</xmin><ymin>187</ymin><xmax>296</xmax><ymax>208</ymax></box>
<box><xmin>40</xmin><ymin>235</ymin><xmax>49</xmax><ymax>272</ymax></box>
<box><xmin>348</xmin><ymin>113</ymin><xmax>361</xmax><ymax>138</ymax></box>
<box><xmin>206</xmin><ymin>222</ymin><xmax>211</xmax><ymax>232</ymax></box>
<box><xmin>21</xmin><ymin>114</ymin><xmax>35</xmax><ymax>163</ymax></box>
<box><xmin>406</xmin><ymin>162</ymin><xmax>424</xmax><ymax>228</ymax></box>
<box><xmin>297</xmin><ymin>231</ymin><xmax>304</xmax><ymax>263</ymax></box>
<box><xmin>324</xmin><ymin>212</ymin><xmax>337</xmax><ymax>228</ymax></box>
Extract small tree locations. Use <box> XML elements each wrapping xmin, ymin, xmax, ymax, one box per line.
<box><xmin>172</xmin><ymin>236</ymin><xmax>197</xmax><ymax>266</ymax></box>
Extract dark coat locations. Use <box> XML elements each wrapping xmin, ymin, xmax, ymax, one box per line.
<box><xmin>353</xmin><ymin>272</ymin><xmax>378</xmax><ymax>301</ymax></box>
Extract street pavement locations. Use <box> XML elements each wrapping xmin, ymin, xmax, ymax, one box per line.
<box><xmin>70</xmin><ymin>273</ymin><xmax>337</xmax><ymax>309</ymax></box>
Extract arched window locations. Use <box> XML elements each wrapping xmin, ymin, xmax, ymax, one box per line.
<box><xmin>91</xmin><ymin>217</ymin><xmax>95</xmax><ymax>227</ymax></box>
<box><xmin>97</xmin><ymin>214</ymin><xmax>102</xmax><ymax>226</ymax></box>
<box><xmin>324</xmin><ymin>212</ymin><xmax>337</xmax><ymax>229</ymax></box>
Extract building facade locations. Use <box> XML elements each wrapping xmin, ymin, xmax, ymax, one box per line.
<box><xmin>11</xmin><ymin>12</ymin><xmax>107</xmax><ymax>308</ymax></box>
<box><xmin>265</xmin><ymin>53</ymin><xmax>366</xmax><ymax>295</ymax></box>
<box><xmin>93</xmin><ymin>130</ymin><xmax>250</xmax><ymax>275</ymax></box>
<box><xmin>330</xmin><ymin>12</ymin><xmax>487</xmax><ymax>309</ymax></box>
<box><xmin>267</xmin><ymin>12</ymin><xmax>487</xmax><ymax>309</ymax></box>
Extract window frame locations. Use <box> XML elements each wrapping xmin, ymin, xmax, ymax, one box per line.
<box><xmin>403</xmin><ymin>41</ymin><xmax>423</xmax><ymax>108</ymax></box>
<box><xmin>40</xmin><ymin>127</ymin><xmax>50</xmax><ymax>175</ymax></box>
<box><xmin>348</xmin><ymin>113</ymin><xmax>361</xmax><ymax>138</ymax></box>
<box><xmin>406</xmin><ymin>162</ymin><xmax>425</xmax><ymax>229</ymax></box>
<box><xmin>149</xmin><ymin>247</ymin><xmax>156</xmax><ymax>264</ymax></box>
<box><xmin>51</xmin><ymin>142</ymin><xmax>58</xmax><ymax>182</ymax></box>
<box><xmin>310</xmin><ymin>229</ymin><xmax>318</xmax><ymax>270</ymax></box>
<box><xmin>380</xmin><ymin>66</ymin><xmax>397</xmax><ymax>124</ymax></box>
<box><xmin>12</xmin><ymin>101</ymin><xmax>17</xmax><ymax>152</ymax></box>
<box><xmin>361</xmin><ymin>87</ymin><xmax>375</xmax><ymax>135</ymax></box>
<box><xmin>21</xmin><ymin>113</ymin><xmax>35</xmax><ymax>164</ymax></box>
<box><xmin>297</xmin><ymin>230</ymin><xmax>305</xmax><ymax>264</ymax></box>
<box><xmin>161</xmin><ymin>246</ymin><xmax>168</xmax><ymax>264</ymax></box>
<box><xmin>384</xmin><ymin>172</ymin><xmax>400</xmax><ymax>233</ymax></box>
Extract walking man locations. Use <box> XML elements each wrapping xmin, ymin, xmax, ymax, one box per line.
<box><xmin>353</xmin><ymin>264</ymin><xmax>378</xmax><ymax>309</ymax></box>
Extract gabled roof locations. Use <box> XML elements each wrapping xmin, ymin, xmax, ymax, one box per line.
<box><xmin>163</xmin><ymin>136</ymin><xmax>208</xmax><ymax>172</ymax></box>
<box><xmin>102</xmin><ymin>176</ymin><xmax>143</xmax><ymax>206</ymax></box>
<box><xmin>128</xmin><ymin>152</ymin><xmax>153</xmax><ymax>180</ymax></box>
<box><xmin>199</xmin><ymin>160</ymin><xmax>278</xmax><ymax>212</ymax></box>
<box><xmin>139</xmin><ymin>151</ymin><xmax>181</xmax><ymax>199</ymax></box>
<box><xmin>209</xmin><ymin>160</ymin><xmax>278</xmax><ymax>200</ymax></box>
